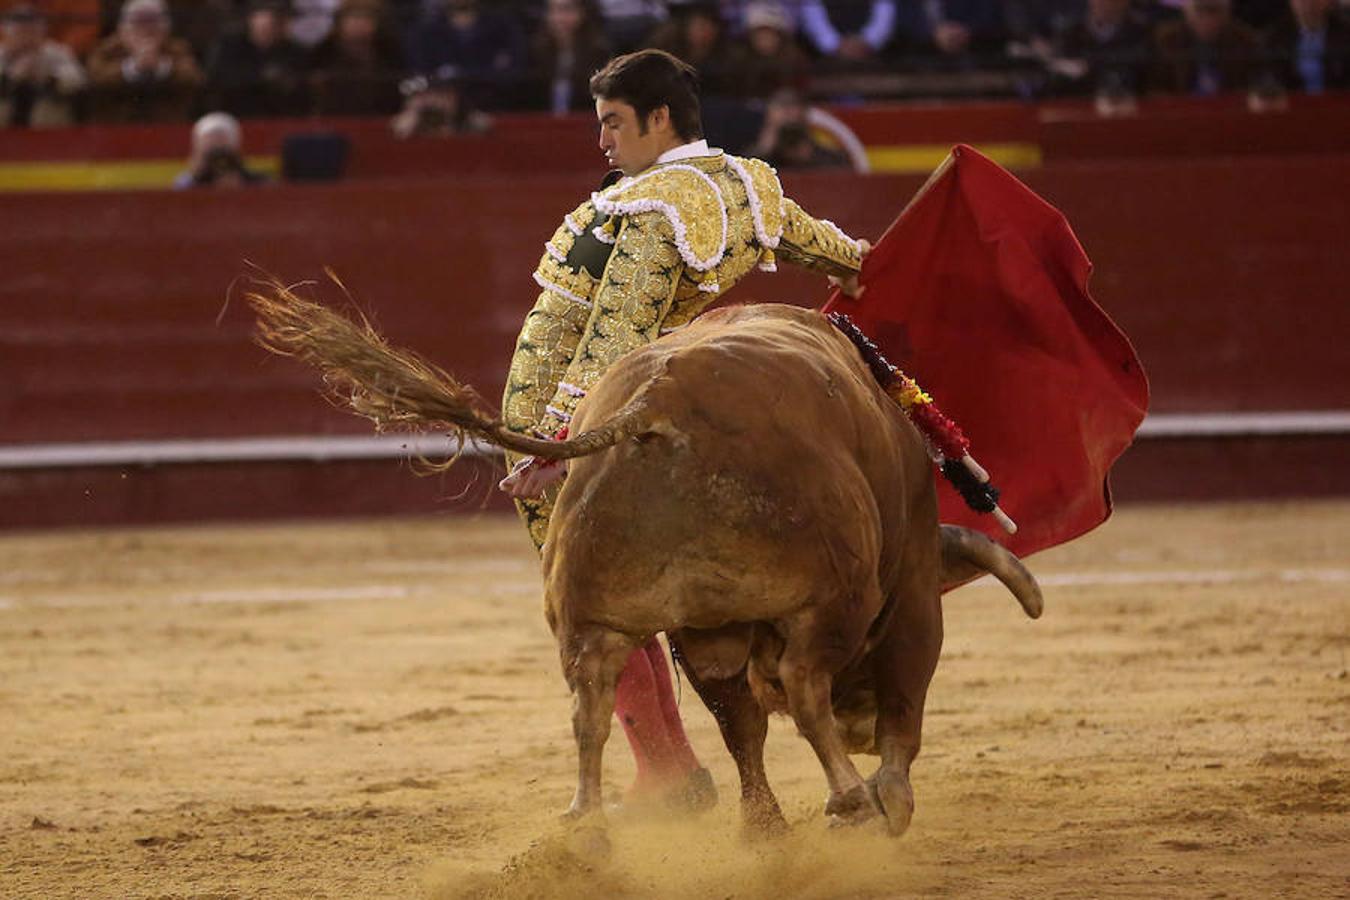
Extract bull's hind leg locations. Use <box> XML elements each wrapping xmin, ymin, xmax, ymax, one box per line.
<box><xmin>559</xmin><ymin>624</ymin><xmax>637</xmax><ymax>821</ymax></box>
<box><xmin>869</xmin><ymin>565</ymin><xmax>943</xmax><ymax>836</ymax></box>
<box><xmin>671</xmin><ymin>627</ymin><xmax>787</xmax><ymax>837</ymax></box>
<box><xmin>778</xmin><ymin>610</ymin><xmax>878</xmax><ymax>825</ymax></box>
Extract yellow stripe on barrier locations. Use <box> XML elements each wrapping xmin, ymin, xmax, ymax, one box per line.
<box><xmin>0</xmin><ymin>143</ymin><xmax>1036</xmax><ymax>190</ymax></box>
<box><xmin>0</xmin><ymin>156</ymin><xmax>281</xmax><ymax>192</ymax></box>
<box><xmin>866</xmin><ymin>142</ymin><xmax>1042</xmax><ymax>174</ymax></box>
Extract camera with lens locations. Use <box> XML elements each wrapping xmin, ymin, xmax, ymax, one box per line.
<box><xmin>197</xmin><ymin>146</ymin><xmax>247</xmax><ymax>184</ymax></box>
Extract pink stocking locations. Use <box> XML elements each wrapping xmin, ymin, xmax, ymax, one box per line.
<box><xmin>642</xmin><ymin>638</ymin><xmax>701</xmax><ymax>773</ymax></box>
<box><xmin>614</xmin><ymin>636</ymin><xmax>701</xmax><ymax>788</ymax></box>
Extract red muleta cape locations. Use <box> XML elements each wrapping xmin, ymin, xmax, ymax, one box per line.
<box><xmin>823</xmin><ymin>144</ymin><xmax>1149</xmax><ymax>558</ymax></box>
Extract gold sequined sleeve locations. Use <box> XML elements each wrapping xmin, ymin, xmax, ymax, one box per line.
<box><xmin>536</xmin><ymin>211</ymin><xmax>683</xmax><ymax>431</ymax></box>
<box><xmin>775</xmin><ymin>197</ymin><xmax>863</xmax><ymax>279</ymax></box>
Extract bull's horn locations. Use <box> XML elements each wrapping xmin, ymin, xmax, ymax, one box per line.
<box><xmin>939</xmin><ymin>525</ymin><xmax>1043</xmax><ymax>619</ymax></box>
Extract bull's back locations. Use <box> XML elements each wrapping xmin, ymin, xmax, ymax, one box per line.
<box><xmin>546</xmin><ymin>305</ymin><xmax>934</xmax><ymax>633</ymax></box>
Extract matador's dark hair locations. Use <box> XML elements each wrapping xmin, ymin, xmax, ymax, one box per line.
<box><xmin>589</xmin><ymin>49</ymin><xmax>704</xmax><ymax>143</ymax></box>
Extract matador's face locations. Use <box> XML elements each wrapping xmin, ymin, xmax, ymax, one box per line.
<box><xmin>595</xmin><ymin>98</ymin><xmax>671</xmax><ymax>177</ymax></box>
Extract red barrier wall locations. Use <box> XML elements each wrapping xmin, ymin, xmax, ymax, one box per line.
<box><xmin>3</xmin><ymin>93</ymin><xmax>1347</xmax><ymax>178</ymax></box>
<box><xmin>2</xmin><ymin>153</ymin><xmax>1347</xmax><ymax>526</ymax></box>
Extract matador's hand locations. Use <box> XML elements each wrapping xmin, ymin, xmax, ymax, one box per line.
<box><xmin>829</xmin><ymin>239</ymin><xmax>871</xmax><ymax>299</ymax></box>
<box><xmin>498</xmin><ymin>455</ymin><xmax>566</xmax><ymax>498</ymax></box>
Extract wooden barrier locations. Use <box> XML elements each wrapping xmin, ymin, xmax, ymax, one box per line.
<box><xmin>1</xmin><ymin>152</ymin><xmax>1346</xmax><ymax>526</ymax></box>
<box><xmin>2</xmin><ymin>93</ymin><xmax>1346</xmax><ymax>184</ymax></box>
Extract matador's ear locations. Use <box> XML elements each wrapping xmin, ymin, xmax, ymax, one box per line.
<box><xmin>599</xmin><ymin>169</ymin><xmax>624</xmax><ymax>190</ymax></box>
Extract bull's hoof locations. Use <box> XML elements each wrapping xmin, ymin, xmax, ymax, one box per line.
<box><xmin>676</xmin><ymin>766</ymin><xmax>719</xmax><ymax>813</ymax></box>
<box><xmin>560</xmin><ymin>796</ymin><xmax>603</xmax><ymax>824</ymax></box>
<box><xmin>824</xmin><ymin>784</ymin><xmax>880</xmax><ymax>826</ymax></box>
<box><xmin>560</xmin><ymin>799</ymin><xmax>611</xmax><ymax>859</ymax></box>
<box><xmin>561</xmin><ymin>821</ymin><xmax>612</xmax><ymax>860</ymax></box>
<box><xmin>741</xmin><ymin>798</ymin><xmax>790</xmax><ymax>842</ymax></box>
<box><xmin>615</xmin><ymin>766</ymin><xmax>718</xmax><ymax>819</ymax></box>
<box><xmin>868</xmin><ymin>768</ymin><xmax>915</xmax><ymax>837</ymax></box>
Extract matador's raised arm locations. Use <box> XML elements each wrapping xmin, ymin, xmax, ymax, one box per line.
<box><xmin>775</xmin><ymin>197</ymin><xmax>865</xmax><ymax>280</ymax></box>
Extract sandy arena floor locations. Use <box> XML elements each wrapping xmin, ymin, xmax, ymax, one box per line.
<box><xmin>1</xmin><ymin>501</ymin><xmax>1346</xmax><ymax>899</ymax></box>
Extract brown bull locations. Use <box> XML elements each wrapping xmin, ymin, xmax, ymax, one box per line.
<box><xmin>250</xmin><ymin>291</ymin><xmax>1042</xmax><ymax>837</ymax></box>
<box><xmin>543</xmin><ymin>303</ymin><xmax>1041</xmax><ymax>835</ymax></box>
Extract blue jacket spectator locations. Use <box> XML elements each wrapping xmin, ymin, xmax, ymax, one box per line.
<box><xmin>594</xmin><ymin>0</ymin><xmax>667</xmax><ymax>52</ymax></box>
<box><xmin>526</xmin><ymin>0</ymin><xmax>613</xmax><ymax>113</ymax></box>
<box><xmin>1265</xmin><ymin>0</ymin><xmax>1350</xmax><ymax>92</ymax></box>
<box><xmin>406</xmin><ymin>0</ymin><xmax>525</xmax><ymax>108</ymax></box>
<box><xmin>894</xmin><ymin>0</ymin><xmax>1005</xmax><ymax>66</ymax></box>
<box><xmin>205</xmin><ymin>0</ymin><xmax>310</xmax><ymax>117</ymax></box>
<box><xmin>800</xmin><ymin>0</ymin><xmax>898</xmax><ymax>60</ymax></box>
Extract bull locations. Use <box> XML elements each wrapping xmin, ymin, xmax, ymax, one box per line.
<box><xmin>251</xmin><ymin>290</ymin><xmax>1042</xmax><ymax>837</ymax></box>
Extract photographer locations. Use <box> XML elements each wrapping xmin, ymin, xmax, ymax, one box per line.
<box><xmin>173</xmin><ymin>111</ymin><xmax>267</xmax><ymax>189</ymax></box>
<box><xmin>747</xmin><ymin>88</ymin><xmax>851</xmax><ymax>170</ymax></box>
<box><xmin>390</xmin><ymin>68</ymin><xmax>491</xmax><ymax>139</ymax></box>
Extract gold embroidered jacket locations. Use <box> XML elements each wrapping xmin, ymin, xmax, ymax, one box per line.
<box><xmin>502</xmin><ymin>151</ymin><xmax>863</xmax><ymax>548</ymax></box>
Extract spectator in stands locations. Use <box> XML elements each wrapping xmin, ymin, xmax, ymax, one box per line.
<box><xmin>1002</xmin><ymin>0</ymin><xmax>1085</xmax><ymax>69</ymax></box>
<box><xmin>725</xmin><ymin>1</ymin><xmax>809</xmax><ymax>97</ymax></box>
<box><xmin>893</xmin><ymin>0</ymin><xmax>1006</xmax><ymax>69</ymax></box>
<box><xmin>205</xmin><ymin>0</ymin><xmax>310</xmax><ymax>117</ymax></box>
<box><xmin>525</xmin><ymin>0</ymin><xmax>612</xmax><ymax>113</ymax></box>
<box><xmin>98</xmin><ymin>0</ymin><xmax>236</xmax><ymax>62</ymax></box>
<box><xmin>1265</xmin><ymin>0</ymin><xmax>1350</xmax><ymax>92</ymax></box>
<box><xmin>1151</xmin><ymin>0</ymin><xmax>1263</xmax><ymax>94</ymax></box>
<box><xmin>173</xmin><ymin>110</ymin><xmax>267</xmax><ymax>187</ymax></box>
<box><xmin>594</xmin><ymin>0</ymin><xmax>666</xmax><ymax>52</ymax></box>
<box><xmin>390</xmin><ymin>67</ymin><xmax>490</xmax><ymax>135</ymax></box>
<box><xmin>0</xmin><ymin>3</ymin><xmax>84</xmax><ymax>127</ymax></box>
<box><xmin>1047</xmin><ymin>0</ymin><xmax>1154</xmax><ymax>96</ymax></box>
<box><xmin>287</xmin><ymin>0</ymin><xmax>339</xmax><ymax>48</ymax></box>
<box><xmin>747</xmin><ymin>87</ymin><xmax>850</xmax><ymax>168</ymax></box>
<box><xmin>799</xmin><ymin>0</ymin><xmax>897</xmax><ymax>63</ymax></box>
<box><xmin>1233</xmin><ymin>0</ymin><xmax>1288</xmax><ymax>29</ymax></box>
<box><xmin>406</xmin><ymin>0</ymin><xmax>525</xmax><ymax>109</ymax></box>
<box><xmin>308</xmin><ymin>0</ymin><xmax>403</xmax><ymax>115</ymax></box>
<box><xmin>1004</xmin><ymin>0</ymin><xmax>1084</xmax><ymax>46</ymax></box>
<box><xmin>86</xmin><ymin>0</ymin><xmax>202</xmax><ymax>122</ymax></box>
<box><xmin>650</xmin><ymin>1</ymin><xmax>737</xmax><ymax>94</ymax></box>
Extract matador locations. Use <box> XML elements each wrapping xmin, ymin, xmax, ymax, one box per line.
<box><xmin>500</xmin><ymin>49</ymin><xmax>867</xmax><ymax>807</ymax></box>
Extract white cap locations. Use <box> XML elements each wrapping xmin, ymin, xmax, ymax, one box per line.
<box><xmin>120</xmin><ymin>0</ymin><xmax>168</xmax><ymax>21</ymax></box>
<box><xmin>745</xmin><ymin>1</ymin><xmax>791</xmax><ymax>32</ymax></box>
<box><xmin>192</xmin><ymin>111</ymin><xmax>242</xmax><ymax>150</ymax></box>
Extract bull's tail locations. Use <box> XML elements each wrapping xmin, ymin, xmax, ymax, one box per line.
<box><xmin>247</xmin><ymin>276</ymin><xmax>650</xmax><ymax>464</ymax></box>
<box><xmin>939</xmin><ymin>525</ymin><xmax>1043</xmax><ymax>619</ymax></box>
